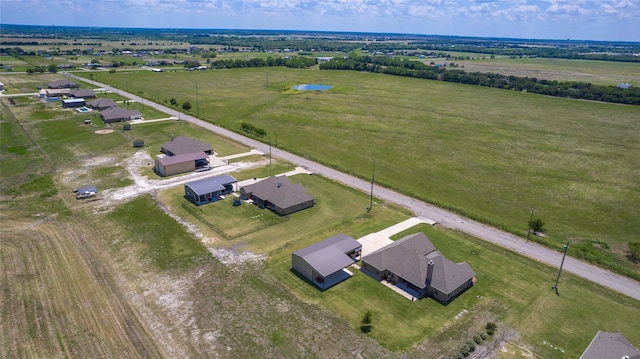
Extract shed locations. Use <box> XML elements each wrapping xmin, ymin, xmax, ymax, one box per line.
<box><xmin>292</xmin><ymin>234</ymin><xmax>361</xmax><ymax>289</ymax></box>
<box><xmin>123</xmin><ymin>123</ymin><xmax>131</xmax><ymax>130</ymax></box>
<box><xmin>184</xmin><ymin>175</ymin><xmax>237</xmax><ymax>205</ymax></box>
<box><xmin>133</xmin><ymin>139</ymin><xmax>144</xmax><ymax>147</ymax></box>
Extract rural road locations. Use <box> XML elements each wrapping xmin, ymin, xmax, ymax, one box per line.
<box><xmin>66</xmin><ymin>72</ymin><xmax>640</xmax><ymax>302</ymax></box>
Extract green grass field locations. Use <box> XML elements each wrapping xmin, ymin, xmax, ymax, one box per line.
<box><xmin>76</xmin><ymin>67</ymin><xmax>640</xmax><ymax>279</ymax></box>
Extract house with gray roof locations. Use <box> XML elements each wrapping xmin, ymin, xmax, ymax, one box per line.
<box><xmin>87</xmin><ymin>97</ymin><xmax>117</xmax><ymax>110</ymax></box>
<box><xmin>184</xmin><ymin>175</ymin><xmax>237</xmax><ymax>205</ymax></box>
<box><xmin>155</xmin><ymin>152</ymin><xmax>209</xmax><ymax>177</ymax></box>
<box><xmin>48</xmin><ymin>80</ymin><xmax>78</xmax><ymax>89</ymax></box>
<box><xmin>160</xmin><ymin>136</ymin><xmax>213</xmax><ymax>156</ymax></box>
<box><xmin>100</xmin><ymin>106</ymin><xmax>141</xmax><ymax>123</ymax></box>
<box><xmin>292</xmin><ymin>234</ymin><xmax>362</xmax><ymax>290</ymax></box>
<box><xmin>362</xmin><ymin>232</ymin><xmax>475</xmax><ymax>304</ymax></box>
<box><xmin>240</xmin><ymin>175</ymin><xmax>315</xmax><ymax>216</ymax></box>
<box><xmin>69</xmin><ymin>88</ymin><xmax>96</xmax><ymax>99</ymax></box>
<box><xmin>580</xmin><ymin>331</ymin><xmax>640</xmax><ymax>359</ymax></box>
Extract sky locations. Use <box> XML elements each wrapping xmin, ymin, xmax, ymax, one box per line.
<box><xmin>1</xmin><ymin>0</ymin><xmax>639</xmax><ymax>42</ymax></box>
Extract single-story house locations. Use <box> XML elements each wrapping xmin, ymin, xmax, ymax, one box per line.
<box><xmin>160</xmin><ymin>136</ymin><xmax>213</xmax><ymax>156</ymax></box>
<box><xmin>292</xmin><ymin>234</ymin><xmax>362</xmax><ymax>289</ymax></box>
<box><xmin>361</xmin><ymin>232</ymin><xmax>475</xmax><ymax>304</ymax></box>
<box><xmin>48</xmin><ymin>80</ymin><xmax>78</xmax><ymax>89</ymax></box>
<box><xmin>87</xmin><ymin>97</ymin><xmax>117</xmax><ymax>110</ymax></box>
<box><xmin>69</xmin><ymin>88</ymin><xmax>96</xmax><ymax>99</ymax></box>
<box><xmin>580</xmin><ymin>331</ymin><xmax>640</xmax><ymax>359</ymax></box>
<box><xmin>240</xmin><ymin>175</ymin><xmax>315</xmax><ymax>216</ymax></box>
<box><xmin>45</xmin><ymin>88</ymin><xmax>71</xmax><ymax>97</ymax></box>
<box><xmin>100</xmin><ymin>106</ymin><xmax>141</xmax><ymax>123</ymax></box>
<box><xmin>154</xmin><ymin>152</ymin><xmax>209</xmax><ymax>177</ymax></box>
<box><xmin>62</xmin><ymin>98</ymin><xmax>86</xmax><ymax>108</ymax></box>
<box><xmin>184</xmin><ymin>175</ymin><xmax>237</xmax><ymax>205</ymax></box>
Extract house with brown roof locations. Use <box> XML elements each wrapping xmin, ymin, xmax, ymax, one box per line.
<box><xmin>292</xmin><ymin>234</ymin><xmax>362</xmax><ymax>290</ymax></box>
<box><xmin>100</xmin><ymin>106</ymin><xmax>141</xmax><ymax>123</ymax></box>
<box><xmin>154</xmin><ymin>152</ymin><xmax>209</xmax><ymax>177</ymax></box>
<box><xmin>48</xmin><ymin>80</ymin><xmax>78</xmax><ymax>89</ymax></box>
<box><xmin>361</xmin><ymin>232</ymin><xmax>475</xmax><ymax>304</ymax></box>
<box><xmin>240</xmin><ymin>175</ymin><xmax>314</xmax><ymax>216</ymax></box>
<box><xmin>580</xmin><ymin>331</ymin><xmax>640</xmax><ymax>359</ymax></box>
<box><xmin>87</xmin><ymin>97</ymin><xmax>117</xmax><ymax>110</ymax></box>
<box><xmin>160</xmin><ymin>136</ymin><xmax>213</xmax><ymax>156</ymax></box>
<box><xmin>69</xmin><ymin>88</ymin><xmax>96</xmax><ymax>99</ymax></box>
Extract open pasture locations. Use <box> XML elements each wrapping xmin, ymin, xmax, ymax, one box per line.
<box><xmin>81</xmin><ymin>67</ymin><xmax>640</xmax><ymax>277</ymax></box>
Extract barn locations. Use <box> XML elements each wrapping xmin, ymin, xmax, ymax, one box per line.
<box><xmin>292</xmin><ymin>234</ymin><xmax>361</xmax><ymax>290</ymax></box>
<box><xmin>184</xmin><ymin>175</ymin><xmax>237</xmax><ymax>205</ymax></box>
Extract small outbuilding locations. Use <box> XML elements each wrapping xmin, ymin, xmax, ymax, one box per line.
<box><xmin>133</xmin><ymin>139</ymin><xmax>144</xmax><ymax>147</ymax></box>
<box><xmin>292</xmin><ymin>234</ymin><xmax>362</xmax><ymax>290</ymax></box>
<box><xmin>154</xmin><ymin>152</ymin><xmax>209</xmax><ymax>177</ymax></box>
<box><xmin>184</xmin><ymin>175</ymin><xmax>237</xmax><ymax>205</ymax></box>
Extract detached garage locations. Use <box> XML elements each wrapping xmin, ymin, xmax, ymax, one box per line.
<box><xmin>292</xmin><ymin>234</ymin><xmax>361</xmax><ymax>290</ymax></box>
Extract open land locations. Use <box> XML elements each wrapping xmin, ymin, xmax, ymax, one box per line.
<box><xmin>1</xmin><ymin>56</ymin><xmax>639</xmax><ymax>359</ymax></box>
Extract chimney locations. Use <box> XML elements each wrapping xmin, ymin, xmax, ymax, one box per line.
<box><xmin>277</xmin><ymin>180</ymin><xmax>282</xmax><ymax>188</ymax></box>
<box><xmin>426</xmin><ymin>260</ymin><xmax>434</xmax><ymax>284</ymax></box>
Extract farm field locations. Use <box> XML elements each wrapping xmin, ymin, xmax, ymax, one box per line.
<box><xmin>73</xmin><ymin>67</ymin><xmax>640</xmax><ymax>279</ymax></box>
<box><xmin>1</xmin><ymin>67</ymin><xmax>639</xmax><ymax>358</ymax></box>
<box><xmin>446</xmin><ymin>57</ymin><xmax>640</xmax><ymax>86</ymax></box>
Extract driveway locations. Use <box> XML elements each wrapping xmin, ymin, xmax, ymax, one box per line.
<box><xmin>358</xmin><ymin>217</ymin><xmax>435</xmax><ymax>257</ymax></box>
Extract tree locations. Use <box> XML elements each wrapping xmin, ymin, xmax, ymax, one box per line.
<box><xmin>529</xmin><ymin>218</ymin><xmax>545</xmax><ymax>234</ymax></box>
<box><xmin>170</xmin><ymin>97</ymin><xmax>177</xmax><ymax>106</ymax></box>
<box><xmin>181</xmin><ymin>101</ymin><xmax>192</xmax><ymax>111</ymax></box>
<box><xmin>629</xmin><ymin>241</ymin><xmax>640</xmax><ymax>262</ymax></box>
<box><xmin>360</xmin><ymin>310</ymin><xmax>373</xmax><ymax>333</ymax></box>
<box><xmin>47</xmin><ymin>64</ymin><xmax>58</xmax><ymax>73</ymax></box>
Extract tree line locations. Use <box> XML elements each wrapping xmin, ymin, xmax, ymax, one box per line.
<box><xmin>319</xmin><ymin>55</ymin><xmax>640</xmax><ymax>105</ymax></box>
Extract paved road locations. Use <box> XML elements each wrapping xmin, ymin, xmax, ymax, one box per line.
<box><xmin>65</xmin><ymin>72</ymin><xmax>640</xmax><ymax>301</ymax></box>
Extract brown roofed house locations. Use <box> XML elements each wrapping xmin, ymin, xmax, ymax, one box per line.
<box><xmin>87</xmin><ymin>97</ymin><xmax>117</xmax><ymax>110</ymax></box>
<box><xmin>240</xmin><ymin>175</ymin><xmax>314</xmax><ymax>216</ymax></box>
<box><xmin>69</xmin><ymin>88</ymin><xmax>96</xmax><ymax>98</ymax></box>
<box><xmin>160</xmin><ymin>136</ymin><xmax>213</xmax><ymax>156</ymax></box>
<box><xmin>361</xmin><ymin>232</ymin><xmax>475</xmax><ymax>304</ymax></box>
<box><xmin>100</xmin><ymin>106</ymin><xmax>141</xmax><ymax>123</ymax></box>
<box><xmin>48</xmin><ymin>80</ymin><xmax>79</xmax><ymax>89</ymax></box>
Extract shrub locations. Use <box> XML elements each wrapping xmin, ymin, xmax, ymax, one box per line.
<box><xmin>360</xmin><ymin>310</ymin><xmax>373</xmax><ymax>333</ymax></box>
<box><xmin>629</xmin><ymin>241</ymin><xmax>640</xmax><ymax>262</ymax></box>
<box><xmin>486</xmin><ymin>322</ymin><xmax>498</xmax><ymax>336</ymax></box>
<box><xmin>480</xmin><ymin>332</ymin><xmax>488</xmax><ymax>340</ymax></box>
<box><xmin>473</xmin><ymin>334</ymin><xmax>482</xmax><ymax>344</ymax></box>
<box><xmin>460</xmin><ymin>344</ymin><xmax>470</xmax><ymax>357</ymax></box>
<box><xmin>466</xmin><ymin>340</ymin><xmax>476</xmax><ymax>351</ymax></box>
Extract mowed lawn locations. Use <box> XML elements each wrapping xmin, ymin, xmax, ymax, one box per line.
<box><xmin>269</xmin><ymin>223</ymin><xmax>640</xmax><ymax>355</ymax></box>
<box><xmin>79</xmin><ymin>67</ymin><xmax>640</xmax><ymax>276</ymax></box>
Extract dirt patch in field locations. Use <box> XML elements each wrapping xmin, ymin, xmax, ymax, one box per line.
<box><xmin>95</xmin><ymin>129</ymin><xmax>114</xmax><ymax>134</ymax></box>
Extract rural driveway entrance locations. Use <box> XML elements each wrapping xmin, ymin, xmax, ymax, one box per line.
<box><xmin>358</xmin><ymin>217</ymin><xmax>435</xmax><ymax>257</ymax></box>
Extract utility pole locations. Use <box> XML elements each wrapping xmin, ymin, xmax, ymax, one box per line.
<box><xmin>275</xmin><ymin>129</ymin><xmax>278</xmax><ymax>147</ymax></box>
<box><xmin>527</xmin><ymin>208</ymin><xmax>535</xmax><ymax>241</ymax></box>
<box><xmin>266</xmin><ymin>68</ymin><xmax>269</xmax><ymax>89</ymax></box>
<box><xmin>552</xmin><ymin>241</ymin><xmax>570</xmax><ymax>296</ymax></box>
<box><xmin>269</xmin><ymin>138</ymin><xmax>272</xmax><ymax>166</ymax></box>
<box><xmin>367</xmin><ymin>160</ymin><xmax>375</xmax><ymax>212</ymax></box>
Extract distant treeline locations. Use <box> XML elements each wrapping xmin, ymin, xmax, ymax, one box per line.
<box><xmin>319</xmin><ymin>55</ymin><xmax>640</xmax><ymax>105</ymax></box>
<box><xmin>210</xmin><ymin>56</ymin><xmax>316</xmax><ymax>69</ymax></box>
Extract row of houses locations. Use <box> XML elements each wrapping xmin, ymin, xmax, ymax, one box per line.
<box><xmin>291</xmin><ymin>232</ymin><xmax>475</xmax><ymax>304</ymax></box>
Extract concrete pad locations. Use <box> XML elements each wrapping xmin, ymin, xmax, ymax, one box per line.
<box><xmin>357</xmin><ymin>217</ymin><xmax>436</xmax><ymax>257</ymax></box>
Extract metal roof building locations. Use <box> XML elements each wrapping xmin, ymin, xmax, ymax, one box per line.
<box><xmin>184</xmin><ymin>175</ymin><xmax>237</xmax><ymax>205</ymax></box>
<box><xmin>155</xmin><ymin>152</ymin><xmax>209</xmax><ymax>177</ymax></box>
<box><xmin>292</xmin><ymin>234</ymin><xmax>362</xmax><ymax>290</ymax></box>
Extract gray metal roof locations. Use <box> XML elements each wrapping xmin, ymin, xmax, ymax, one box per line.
<box><xmin>293</xmin><ymin>234</ymin><xmax>361</xmax><ymax>277</ymax></box>
<box><xmin>362</xmin><ymin>232</ymin><xmax>475</xmax><ymax>294</ymax></box>
<box><xmin>185</xmin><ymin>175</ymin><xmax>237</xmax><ymax>196</ymax></box>
<box><xmin>157</xmin><ymin>152</ymin><xmax>208</xmax><ymax>166</ymax></box>
<box><xmin>241</xmin><ymin>175</ymin><xmax>314</xmax><ymax>210</ymax></box>
<box><xmin>580</xmin><ymin>331</ymin><xmax>640</xmax><ymax>359</ymax></box>
<box><xmin>161</xmin><ymin>136</ymin><xmax>213</xmax><ymax>156</ymax></box>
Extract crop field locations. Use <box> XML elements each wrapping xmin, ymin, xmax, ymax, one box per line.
<box><xmin>77</xmin><ymin>67</ymin><xmax>640</xmax><ymax>278</ymax></box>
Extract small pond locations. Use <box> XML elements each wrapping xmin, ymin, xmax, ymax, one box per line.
<box><xmin>293</xmin><ymin>84</ymin><xmax>333</xmax><ymax>91</ymax></box>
